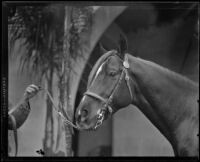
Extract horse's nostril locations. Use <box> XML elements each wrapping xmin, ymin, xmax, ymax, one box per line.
<box><xmin>76</xmin><ymin>109</ymin><xmax>88</xmax><ymax>124</ymax></box>
<box><xmin>77</xmin><ymin>114</ymin><xmax>81</xmax><ymax>122</ymax></box>
<box><xmin>81</xmin><ymin>109</ymin><xmax>88</xmax><ymax>118</ymax></box>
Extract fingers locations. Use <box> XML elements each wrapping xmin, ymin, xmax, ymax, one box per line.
<box><xmin>24</xmin><ymin>84</ymin><xmax>41</xmax><ymax>101</ymax></box>
<box><xmin>29</xmin><ymin>84</ymin><xmax>40</xmax><ymax>91</ymax></box>
<box><xmin>26</xmin><ymin>84</ymin><xmax>40</xmax><ymax>93</ymax></box>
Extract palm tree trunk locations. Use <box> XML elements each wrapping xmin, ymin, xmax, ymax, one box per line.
<box><xmin>61</xmin><ymin>6</ymin><xmax>74</xmax><ymax>156</ymax></box>
<box><xmin>43</xmin><ymin>68</ymin><xmax>55</xmax><ymax>156</ymax></box>
<box><xmin>60</xmin><ymin>6</ymin><xmax>94</xmax><ymax>156</ymax></box>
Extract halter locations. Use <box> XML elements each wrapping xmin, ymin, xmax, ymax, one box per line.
<box><xmin>84</xmin><ymin>54</ymin><xmax>133</xmax><ymax>130</ymax></box>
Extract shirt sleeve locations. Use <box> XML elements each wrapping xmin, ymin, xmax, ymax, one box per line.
<box><xmin>8</xmin><ymin>101</ymin><xmax>31</xmax><ymax>130</ymax></box>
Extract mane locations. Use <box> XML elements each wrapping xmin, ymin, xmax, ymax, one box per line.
<box><xmin>87</xmin><ymin>50</ymin><xmax>118</xmax><ymax>88</ymax></box>
<box><xmin>136</xmin><ymin>57</ymin><xmax>198</xmax><ymax>90</ymax></box>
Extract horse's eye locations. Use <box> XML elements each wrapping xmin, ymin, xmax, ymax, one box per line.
<box><xmin>109</xmin><ymin>71</ymin><xmax>117</xmax><ymax>76</ymax></box>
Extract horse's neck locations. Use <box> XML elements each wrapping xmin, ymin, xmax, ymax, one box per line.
<box><xmin>127</xmin><ymin>54</ymin><xmax>198</xmax><ymax>143</ymax></box>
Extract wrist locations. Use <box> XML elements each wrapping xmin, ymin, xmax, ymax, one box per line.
<box><xmin>21</xmin><ymin>97</ymin><xmax>31</xmax><ymax>111</ymax></box>
<box><xmin>22</xmin><ymin>95</ymin><xmax>30</xmax><ymax>103</ymax></box>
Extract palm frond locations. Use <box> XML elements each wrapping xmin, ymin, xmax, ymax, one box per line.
<box><xmin>8</xmin><ymin>5</ymin><xmax>65</xmax><ymax>80</ymax></box>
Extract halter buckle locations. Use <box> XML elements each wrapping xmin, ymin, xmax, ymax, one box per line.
<box><xmin>108</xmin><ymin>106</ymin><xmax>113</xmax><ymax>114</ymax></box>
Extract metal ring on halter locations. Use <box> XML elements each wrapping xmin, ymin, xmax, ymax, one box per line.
<box><xmin>94</xmin><ymin>110</ymin><xmax>105</xmax><ymax>129</ymax></box>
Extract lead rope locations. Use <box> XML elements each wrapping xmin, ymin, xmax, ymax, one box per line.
<box><xmin>39</xmin><ymin>87</ymin><xmax>80</xmax><ymax>130</ymax></box>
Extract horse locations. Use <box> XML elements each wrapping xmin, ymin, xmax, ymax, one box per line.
<box><xmin>75</xmin><ymin>47</ymin><xmax>199</xmax><ymax>156</ymax></box>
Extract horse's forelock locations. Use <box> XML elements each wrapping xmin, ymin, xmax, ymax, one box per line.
<box><xmin>87</xmin><ymin>50</ymin><xmax>117</xmax><ymax>89</ymax></box>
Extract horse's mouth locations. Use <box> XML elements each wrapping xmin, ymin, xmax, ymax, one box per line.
<box><xmin>75</xmin><ymin>111</ymin><xmax>112</xmax><ymax>131</ymax></box>
<box><xmin>75</xmin><ymin>121</ymin><xmax>98</xmax><ymax>131</ymax></box>
<box><xmin>86</xmin><ymin>127</ymin><xmax>98</xmax><ymax>131</ymax></box>
<box><xmin>79</xmin><ymin>126</ymin><xmax>98</xmax><ymax>132</ymax></box>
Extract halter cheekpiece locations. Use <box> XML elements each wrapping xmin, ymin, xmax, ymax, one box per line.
<box><xmin>84</xmin><ymin>54</ymin><xmax>133</xmax><ymax>130</ymax></box>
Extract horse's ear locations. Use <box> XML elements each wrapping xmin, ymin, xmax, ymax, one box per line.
<box><xmin>98</xmin><ymin>43</ymin><xmax>108</xmax><ymax>54</ymax></box>
<box><xmin>118</xmin><ymin>34</ymin><xmax>128</xmax><ymax>58</ymax></box>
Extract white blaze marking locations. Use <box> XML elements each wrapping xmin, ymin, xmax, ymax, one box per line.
<box><xmin>78</xmin><ymin>96</ymin><xmax>86</xmax><ymax>115</ymax></box>
<box><xmin>78</xmin><ymin>110</ymin><xmax>81</xmax><ymax>115</ymax></box>
<box><xmin>82</xmin><ymin>96</ymin><xmax>86</xmax><ymax>102</ymax></box>
<box><xmin>94</xmin><ymin>63</ymin><xmax>104</xmax><ymax>79</ymax></box>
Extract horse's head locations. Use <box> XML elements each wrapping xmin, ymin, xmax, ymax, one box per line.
<box><xmin>75</xmin><ymin>44</ymin><xmax>133</xmax><ymax>130</ymax></box>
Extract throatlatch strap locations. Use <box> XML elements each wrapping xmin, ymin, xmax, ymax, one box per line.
<box><xmin>123</xmin><ymin>54</ymin><xmax>133</xmax><ymax>102</ymax></box>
